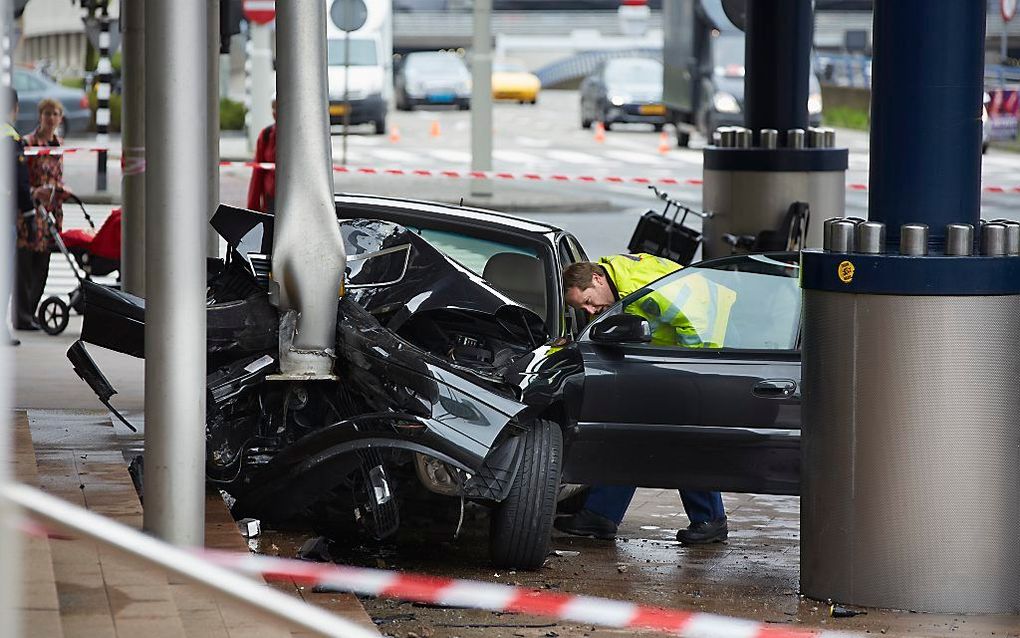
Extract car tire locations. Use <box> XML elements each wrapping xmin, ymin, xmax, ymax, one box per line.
<box><xmin>489</xmin><ymin>419</ymin><xmax>562</xmax><ymax>570</ymax></box>
<box><xmin>37</xmin><ymin>296</ymin><xmax>70</xmax><ymax>336</ymax></box>
<box><xmin>374</xmin><ymin>118</ymin><xmax>386</xmax><ymax>135</ymax></box>
<box><xmin>459</xmin><ymin>100</ymin><xmax>471</xmax><ymax>111</ymax></box>
<box><xmin>581</xmin><ymin>116</ymin><xmax>592</xmax><ymax>130</ymax></box>
<box><xmin>676</xmin><ymin>130</ymin><xmax>691</xmax><ymax>148</ymax></box>
<box><xmin>653</xmin><ymin>123</ymin><xmax>664</xmax><ymax>132</ymax></box>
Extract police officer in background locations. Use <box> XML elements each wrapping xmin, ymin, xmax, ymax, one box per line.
<box><xmin>555</xmin><ymin>253</ymin><xmax>729</xmax><ymax>544</ymax></box>
<box><xmin>3</xmin><ymin>87</ymin><xmax>32</xmax><ymax>346</ymax></box>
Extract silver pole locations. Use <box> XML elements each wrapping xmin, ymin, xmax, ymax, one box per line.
<box><xmin>273</xmin><ymin>0</ymin><xmax>346</xmax><ymax>377</ymax></box>
<box><xmin>342</xmin><ymin>29</ymin><xmax>349</xmax><ymax>166</ymax></box>
<box><xmin>470</xmin><ymin>0</ymin><xmax>493</xmax><ymax>198</ymax></box>
<box><xmin>121</xmin><ymin>0</ymin><xmax>146</xmax><ymax>296</ymax></box>
<box><xmin>144</xmin><ymin>0</ymin><xmax>208</xmax><ymax>545</ymax></box>
<box><xmin>208</xmin><ymin>0</ymin><xmax>221</xmax><ymax>258</ymax></box>
<box><xmin>5</xmin><ymin>484</ymin><xmax>379</xmax><ymax>638</ymax></box>
<box><xmin>0</xmin><ymin>1</ymin><xmax>21</xmax><ymax>633</ymax></box>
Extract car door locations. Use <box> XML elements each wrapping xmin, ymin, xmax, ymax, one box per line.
<box><xmin>564</xmin><ymin>254</ymin><xmax>802</xmax><ymax>496</ymax></box>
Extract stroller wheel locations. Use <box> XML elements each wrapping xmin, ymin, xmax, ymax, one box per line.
<box><xmin>37</xmin><ymin>297</ymin><xmax>70</xmax><ymax>336</ymax></box>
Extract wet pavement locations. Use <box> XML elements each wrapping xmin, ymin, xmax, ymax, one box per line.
<box><xmin>254</xmin><ymin>489</ymin><xmax>1020</xmax><ymax>638</ymax></box>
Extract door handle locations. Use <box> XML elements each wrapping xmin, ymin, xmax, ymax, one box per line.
<box><xmin>753</xmin><ymin>379</ymin><xmax>798</xmax><ymax>398</ymax></box>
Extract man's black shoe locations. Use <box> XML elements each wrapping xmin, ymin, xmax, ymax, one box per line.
<box><xmin>676</xmin><ymin>518</ymin><xmax>728</xmax><ymax>545</ymax></box>
<box><xmin>553</xmin><ymin>509</ymin><xmax>618</xmax><ymax>540</ymax></box>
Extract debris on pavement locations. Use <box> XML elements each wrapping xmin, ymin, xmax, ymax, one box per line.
<box><xmin>297</xmin><ymin>535</ymin><xmax>334</xmax><ymax>562</ymax></box>
<box><xmin>551</xmin><ymin>550</ymin><xmax>579</xmax><ymax>557</ymax></box>
<box><xmin>830</xmin><ymin>604</ymin><xmax>867</xmax><ymax>618</ymax></box>
<box><xmin>237</xmin><ymin>517</ymin><xmax>261</xmax><ymax>538</ymax></box>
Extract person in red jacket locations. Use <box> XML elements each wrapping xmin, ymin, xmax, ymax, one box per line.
<box><xmin>246</xmin><ymin>96</ymin><xmax>277</xmax><ymax>212</ymax></box>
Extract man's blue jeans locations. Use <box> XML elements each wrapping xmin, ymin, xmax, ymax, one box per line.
<box><xmin>584</xmin><ymin>485</ymin><xmax>724</xmax><ymax>525</ymax></box>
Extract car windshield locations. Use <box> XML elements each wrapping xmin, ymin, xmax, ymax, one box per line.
<box><xmin>604</xmin><ymin>58</ymin><xmax>662</xmax><ymax>84</ymax></box>
<box><xmin>713</xmin><ymin>36</ymin><xmax>745</xmax><ymax>77</ymax></box>
<box><xmin>493</xmin><ymin>63</ymin><xmax>528</xmax><ymax>73</ymax></box>
<box><xmin>406</xmin><ymin>53</ymin><xmax>467</xmax><ymax>75</ymax></box>
<box><xmin>327</xmin><ymin>38</ymin><xmax>379</xmax><ymax>66</ymax></box>
<box><xmin>607</xmin><ymin>254</ymin><xmax>801</xmax><ymax>350</ymax></box>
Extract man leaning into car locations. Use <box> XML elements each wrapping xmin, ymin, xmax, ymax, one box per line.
<box><xmin>556</xmin><ymin>253</ymin><xmax>729</xmax><ymax>545</ymax></box>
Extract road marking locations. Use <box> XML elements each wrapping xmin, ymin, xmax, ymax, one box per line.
<box><xmin>369</xmin><ymin>148</ymin><xmax>420</xmax><ymax>163</ymax></box>
<box><xmin>604</xmin><ymin>149</ymin><xmax>666</xmax><ymax>165</ymax></box>
<box><xmin>428</xmin><ymin>149</ymin><xmax>471</xmax><ymax>163</ymax></box>
<box><xmin>515</xmin><ymin>136</ymin><xmax>552</xmax><ymax>148</ymax></box>
<box><xmin>494</xmin><ymin>149</ymin><xmax>546</xmax><ymax>166</ymax></box>
<box><xmin>546</xmin><ymin>149</ymin><xmax>603</xmax><ymax>165</ymax></box>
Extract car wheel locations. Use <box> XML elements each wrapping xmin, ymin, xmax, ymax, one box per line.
<box><xmin>489</xmin><ymin>418</ymin><xmax>562</xmax><ymax>570</ymax></box>
<box><xmin>374</xmin><ymin>118</ymin><xmax>386</xmax><ymax>135</ymax></box>
<box><xmin>458</xmin><ymin>100</ymin><xmax>471</xmax><ymax>111</ymax></box>
<box><xmin>676</xmin><ymin>130</ymin><xmax>691</xmax><ymax>148</ymax></box>
<box><xmin>601</xmin><ymin>109</ymin><xmax>613</xmax><ymax>131</ymax></box>
<box><xmin>37</xmin><ymin>296</ymin><xmax>70</xmax><ymax>336</ymax></box>
<box><xmin>581</xmin><ymin>116</ymin><xmax>592</xmax><ymax>130</ymax></box>
<box><xmin>653</xmin><ymin>123</ymin><xmax>664</xmax><ymax>132</ymax></box>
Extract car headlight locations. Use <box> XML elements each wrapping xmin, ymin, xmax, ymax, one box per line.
<box><xmin>808</xmin><ymin>92</ymin><xmax>823</xmax><ymax>115</ymax></box>
<box><xmin>610</xmin><ymin>95</ymin><xmax>629</xmax><ymax>107</ymax></box>
<box><xmin>713</xmin><ymin>91</ymin><xmax>741</xmax><ymax>114</ymax></box>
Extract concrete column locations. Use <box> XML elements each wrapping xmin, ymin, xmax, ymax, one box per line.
<box><xmin>121</xmin><ymin>0</ymin><xmax>145</xmax><ymax>296</ymax></box>
<box><xmin>143</xmin><ymin>0</ymin><xmax>208</xmax><ymax>546</ymax></box>
<box><xmin>0</xmin><ymin>1</ymin><xmax>22</xmax><ymax>633</ymax></box>
<box><xmin>207</xmin><ymin>0</ymin><xmax>220</xmax><ymax>258</ymax></box>
<box><xmin>470</xmin><ymin>0</ymin><xmax>493</xmax><ymax>198</ymax></box>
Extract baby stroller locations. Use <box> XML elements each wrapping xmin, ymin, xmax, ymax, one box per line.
<box><xmin>35</xmin><ymin>191</ymin><xmax>121</xmax><ymax>335</ymax></box>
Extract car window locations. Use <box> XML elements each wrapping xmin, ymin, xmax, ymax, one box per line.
<box><xmin>13</xmin><ymin>71</ymin><xmax>44</xmax><ymax>92</ymax></box>
<box><xmin>408</xmin><ymin>227</ymin><xmax>537</xmax><ymax>276</ymax></box>
<box><xmin>405</xmin><ymin>53</ymin><xmax>467</xmax><ymax>75</ymax></box>
<box><xmin>614</xmin><ymin>254</ymin><xmax>801</xmax><ymax>350</ymax></box>
<box><xmin>604</xmin><ymin>58</ymin><xmax>662</xmax><ymax>84</ymax></box>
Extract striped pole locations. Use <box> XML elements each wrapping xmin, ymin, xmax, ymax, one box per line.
<box><xmin>95</xmin><ymin>9</ymin><xmax>112</xmax><ymax>192</ymax></box>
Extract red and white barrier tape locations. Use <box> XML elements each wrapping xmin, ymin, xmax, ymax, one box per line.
<box><xmin>26</xmin><ymin>147</ymin><xmax>1020</xmax><ymax>193</ymax></box>
<box><xmin>200</xmin><ymin>551</ymin><xmax>858</xmax><ymax>638</ymax></box>
<box><xmin>19</xmin><ymin>520</ymin><xmax>856</xmax><ymax>638</ymax></box>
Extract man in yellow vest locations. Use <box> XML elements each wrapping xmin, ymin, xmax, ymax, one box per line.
<box><xmin>556</xmin><ymin>254</ymin><xmax>728</xmax><ymax>544</ymax></box>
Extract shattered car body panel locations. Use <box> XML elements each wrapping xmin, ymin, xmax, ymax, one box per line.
<box><xmin>72</xmin><ymin>204</ymin><xmax>566</xmax><ymax>553</ymax></box>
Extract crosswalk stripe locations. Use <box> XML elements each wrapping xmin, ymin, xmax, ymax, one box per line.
<box><xmin>546</xmin><ymin>149</ymin><xmax>602</xmax><ymax>165</ymax></box>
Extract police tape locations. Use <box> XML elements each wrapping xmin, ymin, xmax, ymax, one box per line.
<box><xmin>18</xmin><ymin>519</ymin><xmax>857</xmax><ymax>638</ymax></box>
<box><xmin>199</xmin><ymin>550</ymin><xmax>860</xmax><ymax>638</ymax></box>
<box><xmin>24</xmin><ymin>146</ymin><xmax>1020</xmax><ymax>194</ymax></box>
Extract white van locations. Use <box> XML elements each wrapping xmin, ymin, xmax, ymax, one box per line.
<box><xmin>325</xmin><ymin>0</ymin><xmax>392</xmax><ymax>135</ymax></box>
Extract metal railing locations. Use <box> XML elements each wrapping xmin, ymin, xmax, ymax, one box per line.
<box><xmin>1</xmin><ymin>482</ymin><xmax>379</xmax><ymax>638</ymax></box>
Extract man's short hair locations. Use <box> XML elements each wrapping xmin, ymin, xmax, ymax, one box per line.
<box><xmin>563</xmin><ymin>261</ymin><xmax>605</xmax><ymax>293</ymax></box>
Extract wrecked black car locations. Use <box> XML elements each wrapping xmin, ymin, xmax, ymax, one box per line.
<box><xmin>69</xmin><ymin>200</ymin><xmax>583</xmax><ymax>569</ymax></box>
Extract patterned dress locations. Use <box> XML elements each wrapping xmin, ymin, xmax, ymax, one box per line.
<box><xmin>18</xmin><ymin>130</ymin><xmax>64</xmax><ymax>252</ymax></box>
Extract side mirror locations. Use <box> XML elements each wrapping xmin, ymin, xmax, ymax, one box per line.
<box><xmin>590</xmin><ymin>313</ymin><xmax>651</xmax><ymax>344</ymax></box>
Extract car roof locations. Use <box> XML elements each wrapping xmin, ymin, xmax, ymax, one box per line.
<box><xmin>334</xmin><ymin>192</ymin><xmax>566</xmax><ymax>236</ymax></box>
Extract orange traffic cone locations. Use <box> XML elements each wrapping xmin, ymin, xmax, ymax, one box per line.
<box><xmin>430</xmin><ymin>119</ymin><xmax>441</xmax><ymax>138</ymax></box>
<box><xmin>389</xmin><ymin>124</ymin><xmax>401</xmax><ymax>143</ymax></box>
<box><xmin>593</xmin><ymin>121</ymin><xmax>606</xmax><ymax>143</ymax></box>
<box><xmin>658</xmin><ymin>130</ymin><xmax>670</xmax><ymax>154</ymax></box>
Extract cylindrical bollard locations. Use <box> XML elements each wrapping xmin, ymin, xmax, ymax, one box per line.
<box><xmin>807</xmin><ymin>127</ymin><xmax>824</xmax><ymax>148</ymax></box>
<box><xmin>823</xmin><ymin>127</ymin><xmax>836</xmax><ymax>148</ymax></box>
<box><xmin>787</xmin><ymin>128</ymin><xmax>805</xmax><ymax>149</ymax></box>
<box><xmin>900</xmin><ymin>223</ymin><xmax>928</xmax><ymax>255</ymax></box>
<box><xmin>760</xmin><ymin>128</ymin><xmax>778</xmax><ymax>149</ymax></box>
<box><xmin>735</xmin><ymin>127</ymin><xmax>752</xmax><ymax>148</ymax></box>
<box><xmin>945</xmin><ymin>224</ymin><xmax>974</xmax><ymax>256</ymax></box>
<box><xmin>994</xmin><ymin>220</ymin><xmax>1020</xmax><ymax>255</ymax></box>
<box><xmin>829</xmin><ymin>220</ymin><xmax>856</xmax><ymax>253</ymax></box>
<box><xmin>856</xmin><ymin>221</ymin><xmax>885</xmax><ymax>254</ymax></box>
<box><xmin>822</xmin><ymin>217</ymin><xmax>844</xmax><ymax>251</ymax></box>
<box><xmin>719</xmin><ymin>127</ymin><xmax>736</xmax><ymax>148</ymax></box>
<box><xmin>982</xmin><ymin>222</ymin><xmax>1007</xmax><ymax>256</ymax></box>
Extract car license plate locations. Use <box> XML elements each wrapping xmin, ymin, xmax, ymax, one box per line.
<box><xmin>428</xmin><ymin>93</ymin><xmax>455</xmax><ymax>104</ymax></box>
<box><xmin>639</xmin><ymin>104</ymin><xmax>666</xmax><ymax>115</ymax></box>
<box><xmin>329</xmin><ymin>104</ymin><xmax>349</xmax><ymax>116</ymax></box>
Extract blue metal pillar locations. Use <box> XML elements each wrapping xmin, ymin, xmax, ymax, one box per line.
<box><xmin>868</xmin><ymin>0</ymin><xmax>985</xmax><ymax>249</ymax></box>
<box><xmin>744</xmin><ymin>0</ymin><xmax>813</xmax><ymax>142</ymax></box>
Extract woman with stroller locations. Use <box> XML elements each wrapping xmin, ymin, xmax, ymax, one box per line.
<box><xmin>14</xmin><ymin>97</ymin><xmax>70</xmax><ymax>330</ymax></box>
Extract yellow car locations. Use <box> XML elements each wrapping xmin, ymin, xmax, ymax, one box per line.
<box><xmin>492</xmin><ymin>62</ymin><xmax>541</xmax><ymax>104</ymax></box>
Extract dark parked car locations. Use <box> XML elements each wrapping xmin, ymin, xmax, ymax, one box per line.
<box><xmin>694</xmin><ymin>34</ymin><xmax>823</xmax><ymax>139</ymax></box>
<box><xmin>579</xmin><ymin>56</ymin><xmax>668</xmax><ymax>131</ymax></box>
<box><xmin>13</xmin><ymin>67</ymin><xmax>91</xmax><ymax>136</ymax></box>
<box><xmin>68</xmin><ymin>194</ymin><xmax>803</xmax><ymax>571</ymax></box>
<box><xmin>395</xmin><ymin>51</ymin><xmax>472</xmax><ymax>111</ymax></box>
